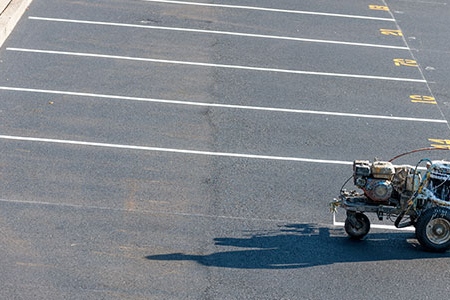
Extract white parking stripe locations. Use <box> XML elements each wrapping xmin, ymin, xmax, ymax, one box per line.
<box><xmin>6</xmin><ymin>48</ymin><xmax>427</xmax><ymax>83</ymax></box>
<box><xmin>28</xmin><ymin>17</ymin><xmax>408</xmax><ymax>50</ymax></box>
<box><xmin>332</xmin><ymin>214</ymin><xmax>415</xmax><ymax>231</ymax></box>
<box><xmin>142</xmin><ymin>0</ymin><xmax>395</xmax><ymax>21</ymax></box>
<box><xmin>0</xmin><ymin>134</ymin><xmax>354</xmax><ymax>165</ymax></box>
<box><xmin>0</xmin><ymin>86</ymin><xmax>446</xmax><ymax>123</ymax></box>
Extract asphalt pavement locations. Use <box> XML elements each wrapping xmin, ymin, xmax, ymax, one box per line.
<box><xmin>1</xmin><ymin>0</ymin><xmax>450</xmax><ymax>299</ymax></box>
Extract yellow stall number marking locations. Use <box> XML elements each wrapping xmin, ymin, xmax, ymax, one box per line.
<box><xmin>429</xmin><ymin>139</ymin><xmax>450</xmax><ymax>149</ymax></box>
<box><xmin>393</xmin><ymin>59</ymin><xmax>418</xmax><ymax>67</ymax></box>
<box><xmin>369</xmin><ymin>5</ymin><xmax>389</xmax><ymax>11</ymax></box>
<box><xmin>410</xmin><ymin>95</ymin><xmax>436</xmax><ymax>104</ymax></box>
<box><xmin>380</xmin><ymin>29</ymin><xmax>403</xmax><ymax>36</ymax></box>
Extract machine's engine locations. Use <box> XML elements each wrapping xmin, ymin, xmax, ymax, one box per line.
<box><xmin>353</xmin><ymin>160</ymin><xmax>450</xmax><ymax>204</ymax></box>
<box><xmin>353</xmin><ymin>160</ymin><xmax>394</xmax><ymax>203</ymax></box>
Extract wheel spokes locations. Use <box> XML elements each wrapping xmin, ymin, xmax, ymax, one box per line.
<box><xmin>426</xmin><ymin>218</ymin><xmax>450</xmax><ymax>245</ymax></box>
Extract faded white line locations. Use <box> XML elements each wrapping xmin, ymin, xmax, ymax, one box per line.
<box><xmin>142</xmin><ymin>0</ymin><xmax>395</xmax><ymax>21</ymax></box>
<box><xmin>0</xmin><ymin>198</ymin><xmax>299</xmax><ymax>223</ymax></box>
<box><xmin>6</xmin><ymin>48</ymin><xmax>427</xmax><ymax>83</ymax></box>
<box><xmin>0</xmin><ymin>86</ymin><xmax>446</xmax><ymax>123</ymax></box>
<box><xmin>0</xmin><ymin>197</ymin><xmax>417</xmax><ymax>227</ymax></box>
<box><xmin>28</xmin><ymin>16</ymin><xmax>408</xmax><ymax>50</ymax></box>
<box><xmin>0</xmin><ymin>134</ymin><xmax>353</xmax><ymax>165</ymax></box>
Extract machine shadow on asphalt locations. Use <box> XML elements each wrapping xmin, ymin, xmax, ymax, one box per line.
<box><xmin>146</xmin><ymin>223</ymin><xmax>450</xmax><ymax>269</ymax></box>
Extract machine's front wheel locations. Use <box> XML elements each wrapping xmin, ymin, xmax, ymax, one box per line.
<box><xmin>345</xmin><ymin>213</ymin><xmax>370</xmax><ymax>239</ymax></box>
<box><xmin>416</xmin><ymin>207</ymin><xmax>450</xmax><ymax>252</ymax></box>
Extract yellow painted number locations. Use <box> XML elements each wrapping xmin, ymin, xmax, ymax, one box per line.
<box><xmin>429</xmin><ymin>139</ymin><xmax>450</xmax><ymax>149</ymax></box>
<box><xmin>393</xmin><ymin>59</ymin><xmax>418</xmax><ymax>67</ymax></box>
<box><xmin>369</xmin><ymin>5</ymin><xmax>389</xmax><ymax>11</ymax></box>
<box><xmin>380</xmin><ymin>29</ymin><xmax>403</xmax><ymax>36</ymax></box>
<box><xmin>410</xmin><ymin>95</ymin><xmax>436</xmax><ymax>104</ymax></box>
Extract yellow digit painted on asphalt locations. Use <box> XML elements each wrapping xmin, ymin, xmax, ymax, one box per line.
<box><xmin>410</xmin><ymin>95</ymin><xmax>436</xmax><ymax>104</ymax></box>
<box><xmin>429</xmin><ymin>139</ymin><xmax>450</xmax><ymax>149</ymax></box>
<box><xmin>380</xmin><ymin>29</ymin><xmax>403</xmax><ymax>36</ymax></box>
<box><xmin>393</xmin><ymin>59</ymin><xmax>418</xmax><ymax>67</ymax></box>
<box><xmin>369</xmin><ymin>5</ymin><xmax>389</xmax><ymax>11</ymax></box>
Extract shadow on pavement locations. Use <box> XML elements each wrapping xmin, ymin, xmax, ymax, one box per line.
<box><xmin>146</xmin><ymin>223</ymin><xmax>450</xmax><ymax>269</ymax></box>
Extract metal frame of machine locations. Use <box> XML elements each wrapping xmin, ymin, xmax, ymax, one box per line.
<box><xmin>331</xmin><ymin>152</ymin><xmax>450</xmax><ymax>252</ymax></box>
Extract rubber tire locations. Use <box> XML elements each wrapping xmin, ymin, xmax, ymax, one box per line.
<box><xmin>345</xmin><ymin>213</ymin><xmax>370</xmax><ymax>239</ymax></box>
<box><xmin>416</xmin><ymin>207</ymin><xmax>450</xmax><ymax>252</ymax></box>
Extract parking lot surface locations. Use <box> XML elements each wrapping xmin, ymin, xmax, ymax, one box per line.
<box><xmin>1</xmin><ymin>0</ymin><xmax>450</xmax><ymax>299</ymax></box>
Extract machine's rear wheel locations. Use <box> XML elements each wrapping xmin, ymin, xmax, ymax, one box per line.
<box><xmin>416</xmin><ymin>207</ymin><xmax>450</xmax><ymax>252</ymax></box>
<box><xmin>345</xmin><ymin>213</ymin><xmax>370</xmax><ymax>239</ymax></box>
